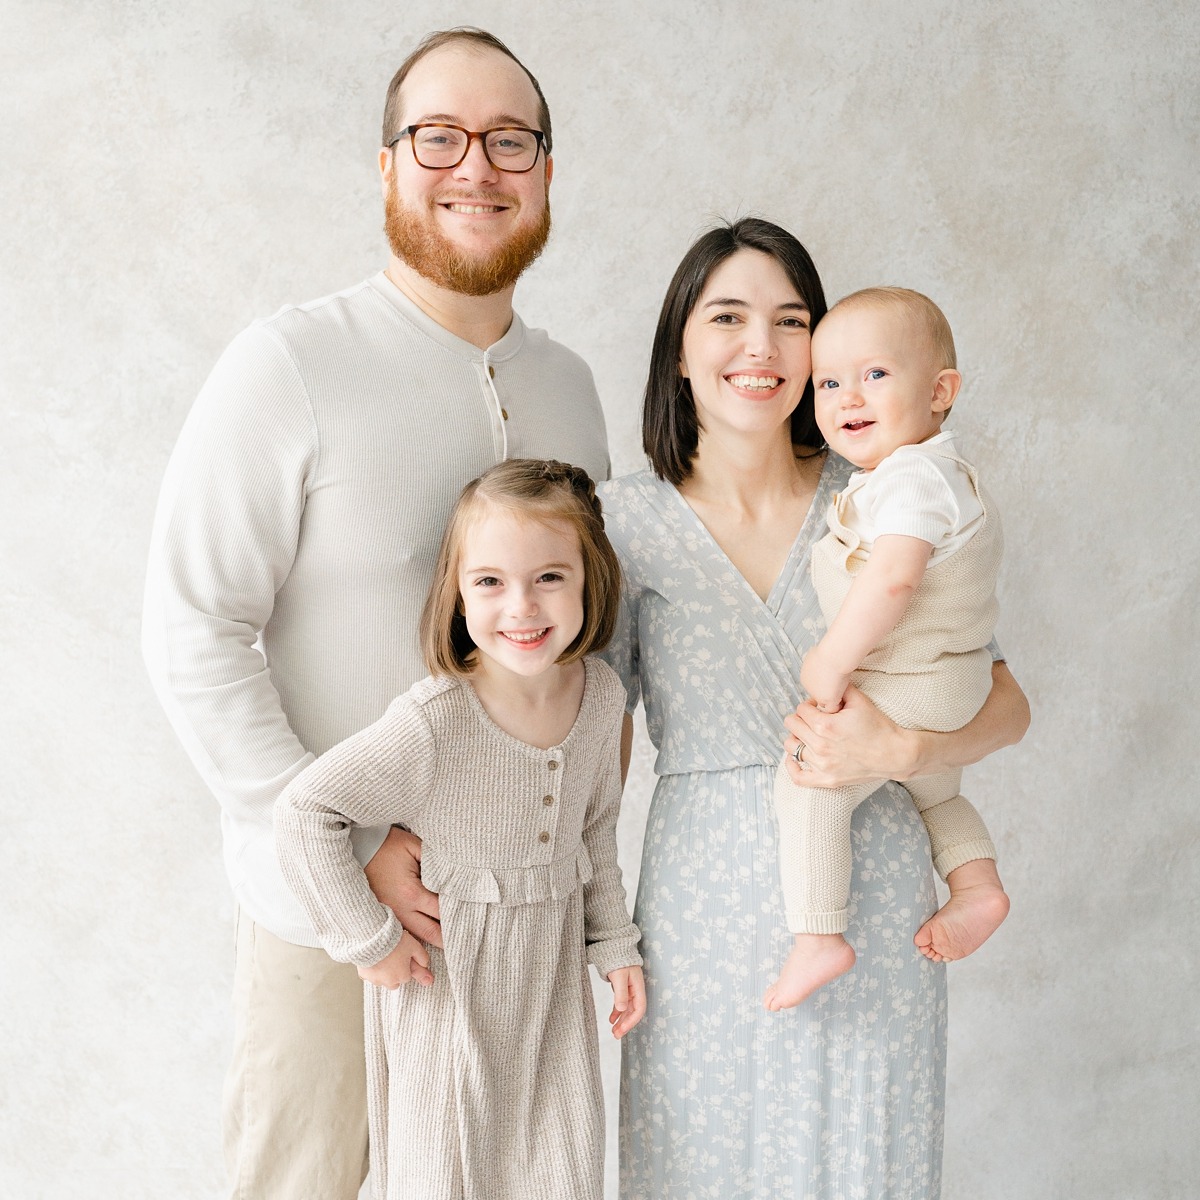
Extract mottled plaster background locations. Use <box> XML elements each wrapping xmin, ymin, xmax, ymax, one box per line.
<box><xmin>3</xmin><ymin>1</ymin><xmax>1197</xmax><ymax>1197</ymax></box>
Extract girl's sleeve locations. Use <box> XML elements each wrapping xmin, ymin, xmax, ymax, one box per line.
<box><xmin>580</xmin><ymin>680</ymin><xmax>643</xmax><ymax>979</ymax></box>
<box><xmin>274</xmin><ymin>693</ymin><xmax>436</xmax><ymax>967</ymax></box>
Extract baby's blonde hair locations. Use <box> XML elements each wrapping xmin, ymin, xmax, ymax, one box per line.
<box><xmin>829</xmin><ymin>286</ymin><xmax>957</xmax><ymax>372</ymax></box>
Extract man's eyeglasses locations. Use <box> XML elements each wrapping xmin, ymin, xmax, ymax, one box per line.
<box><xmin>388</xmin><ymin>124</ymin><xmax>548</xmax><ymax>173</ymax></box>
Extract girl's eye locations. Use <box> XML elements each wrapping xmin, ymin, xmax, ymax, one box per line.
<box><xmin>867</xmin><ymin>369</ymin><xmax>887</xmax><ymax>380</ymax></box>
<box><xmin>474</xmin><ymin>575</ymin><xmax>500</xmax><ymax>587</ymax></box>
<box><xmin>537</xmin><ymin>572</ymin><xmax>564</xmax><ymax>584</ymax></box>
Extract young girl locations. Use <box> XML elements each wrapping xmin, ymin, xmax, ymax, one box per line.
<box><xmin>275</xmin><ymin>459</ymin><xmax>645</xmax><ymax>1200</ymax></box>
<box><xmin>767</xmin><ymin>287</ymin><xmax>1011</xmax><ymax>1010</ymax></box>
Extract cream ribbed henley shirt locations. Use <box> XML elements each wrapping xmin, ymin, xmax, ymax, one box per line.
<box><xmin>143</xmin><ymin>272</ymin><xmax>609</xmax><ymax>944</ymax></box>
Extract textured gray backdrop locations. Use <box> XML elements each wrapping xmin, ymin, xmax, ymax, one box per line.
<box><xmin>3</xmin><ymin>2</ymin><xmax>1197</xmax><ymax>1197</ymax></box>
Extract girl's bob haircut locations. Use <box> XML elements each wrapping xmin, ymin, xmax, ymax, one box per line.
<box><xmin>420</xmin><ymin>458</ymin><xmax>622</xmax><ymax>678</ymax></box>
<box><xmin>643</xmin><ymin>216</ymin><xmax>828</xmax><ymax>485</ymax></box>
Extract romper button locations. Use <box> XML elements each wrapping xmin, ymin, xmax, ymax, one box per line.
<box><xmin>488</xmin><ymin>365</ymin><xmax>495</xmax><ymax>378</ymax></box>
<box><xmin>501</xmin><ymin>408</ymin><xmax>508</xmax><ymax>420</ymax></box>
<box><xmin>538</xmin><ymin>831</ymin><xmax>551</xmax><ymax>844</ymax></box>
<box><xmin>543</xmin><ymin>795</ymin><xmax>554</xmax><ymax>806</ymax></box>
<box><xmin>547</xmin><ymin>760</ymin><xmax>558</xmax><ymax>770</ymax></box>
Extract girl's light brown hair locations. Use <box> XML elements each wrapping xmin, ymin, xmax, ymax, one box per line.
<box><xmin>419</xmin><ymin>459</ymin><xmax>621</xmax><ymax>678</ymax></box>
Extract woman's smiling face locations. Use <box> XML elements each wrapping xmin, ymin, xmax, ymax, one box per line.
<box><xmin>679</xmin><ymin>248</ymin><xmax>813</xmax><ymax>443</ymax></box>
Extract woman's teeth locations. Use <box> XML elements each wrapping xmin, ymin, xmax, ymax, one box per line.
<box><xmin>727</xmin><ymin>375</ymin><xmax>781</xmax><ymax>390</ymax></box>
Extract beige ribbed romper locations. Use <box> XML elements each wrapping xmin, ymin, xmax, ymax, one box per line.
<box><xmin>276</xmin><ymin>658</ymin><xmax>641</xmax><ymax>1200</ymax></box>
<box><xmin>773</xmin><ymin>442</ymin><xmax>1002</xmax><ymax>934</ymax></box>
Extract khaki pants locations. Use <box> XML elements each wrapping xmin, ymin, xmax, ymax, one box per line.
<box><xmin>223</xmin><ymin>908</ymin><xmax>369</xmax><ymax>1200</ymax></box>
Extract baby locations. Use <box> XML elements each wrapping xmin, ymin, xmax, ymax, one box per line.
<box><xmin>767</xmin><ymin>287</ymin><xmax>1011</xmax><ymax>1010</ymax></box>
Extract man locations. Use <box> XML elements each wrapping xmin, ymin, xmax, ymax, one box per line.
<box><xmin>142</xmin><ymin>28</ymin><xmax>608</xmax><ymax>1199</ymax></box>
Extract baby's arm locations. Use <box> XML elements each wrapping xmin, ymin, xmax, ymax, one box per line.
<box><xmin>801</xmin><ymin>534</ymin><xmax>933</xmax><ymax>711</ymax></box>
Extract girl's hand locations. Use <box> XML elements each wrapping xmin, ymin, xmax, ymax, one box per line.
<box><xmin>357</xmin><ymin>930</ymin><xmax>433</xmax><ymax>989</ymax></box>
<box><xmin>782</xmin><ymin>684</ymin><xmax>911</xmax><ymax>788</ymax></box>
<box><xmin>607</xmin><ymin>966</ymin><xmax>647</xmax><ymax>1039</ymax></box>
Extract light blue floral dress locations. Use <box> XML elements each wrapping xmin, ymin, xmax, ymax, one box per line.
<box><xmin>599</xmin><ymin>455</ymin><xmax>946</xmax><ymax>1200</ymax></box>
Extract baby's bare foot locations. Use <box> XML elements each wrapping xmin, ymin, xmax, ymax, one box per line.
<box><xmin>915</xmin><ymin>860</ymin><xmax>1010</xmax><ymax>963</ymax></box>
<box><xmin>764</xmin><ymin>933</ymin><xmax>856</xmax><ymax>1010</ymax></box>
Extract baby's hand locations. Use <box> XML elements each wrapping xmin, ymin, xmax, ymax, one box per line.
<box><xmin>607</xmin><ymin>966</ymin><xmax>647</xmax><ymax>1039</ymax></box>
<box><xmin>357</xmin><ymin>930</ymin><xmax>432</xmax><ymax>989</ymax></box>
<box><xmin>800</xmin><ymin>643</ymin><xmax>848</xmax><ymax>714</ymax></box>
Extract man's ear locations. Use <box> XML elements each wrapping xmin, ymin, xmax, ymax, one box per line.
<box><xmin>379</xmin><ymin>146</ymin><xmax>394</xmax><ymax>199</ymax></box>
<box><xmin>544</xmin><ymin>154</ymin><xmax>553</xmax><ymax>191</ymax></box>
<box><xmin>931</xmin><ymin>368</ymin><xmax>962</xmax><ymax>414</ymax></box>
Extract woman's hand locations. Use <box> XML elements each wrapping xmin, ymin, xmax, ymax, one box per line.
<box><xmin>783</xmin><ymin>685</ymin><xmax>909</xmax><ymax>788</ymax></box>
<box><xmin>608</xmin><ymin>966</ymin><xmax>647</xmax><ymax>1039</ymax></box>
<box><xmin>358</xmin><ymin>930</ymin><xmax>432</xmax><ymax>989</ymax></box>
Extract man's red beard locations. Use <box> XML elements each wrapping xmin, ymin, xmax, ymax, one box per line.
<box><xmin>384</xmin><ymin>177</ymin><xmax>552</xmax><ymax>297</ymax></box>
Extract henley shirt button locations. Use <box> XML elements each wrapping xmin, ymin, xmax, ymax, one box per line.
<box><xmin>488</xmin><ymin>365</ymin><xmax>495</xmax><ymax>378</ymax></box>
<box><xmin>538</xmin><ymin>831</ymin><xmax>551</xmax><ymax>844</ymax></box>
<box><xmin>543</xmin><ymin>795</ymin><xmax>554</xmax><ymax>806</ymax></box>
<box><xmin>547</xmin><ymin>760</ymin><xmax>558</xmax><ymax>770</ymax></box>
<box><xmin>501</xmin><ymin>408</ymin><xmax>509</xmax><ymax>420</ymax></box>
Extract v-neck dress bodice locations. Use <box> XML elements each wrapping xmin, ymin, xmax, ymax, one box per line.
<box><xmin>600</xmin><ymin>456</ymin><xmax>946</xmax><ymax>1200</ymax></box>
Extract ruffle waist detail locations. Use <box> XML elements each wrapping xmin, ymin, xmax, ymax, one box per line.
<box><xmin>420</xmin><ymin>845</ymin><xmax>594</xmax><ymax>906</ymax></box>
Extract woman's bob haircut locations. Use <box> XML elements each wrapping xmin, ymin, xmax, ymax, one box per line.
<box><xmin>643</xmin><ymin>217</ymin><xmax>828</xmax><ymax>484</ymax></box>
<box><xmin>420</xmin><ymin>459</ymin><xmax>622</xmax><ymax>678</ymax></box>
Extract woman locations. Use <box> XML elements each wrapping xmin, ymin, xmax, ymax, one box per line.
<box><xmin>599</xmin><ymin>218</ymin><xmax>1028</xmax><ymax>1198</ymax></box>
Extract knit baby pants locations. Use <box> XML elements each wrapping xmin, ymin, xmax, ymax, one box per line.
<box><xmin>772</xmin><ymin>654</ymin><xmax>996</xmax><ymax>935</ymax></box>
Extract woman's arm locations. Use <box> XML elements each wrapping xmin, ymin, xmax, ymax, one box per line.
<box><xmin>782</xmin><ymin>660</ymin><xmax>1029</xmax><ymax>788</ymax></box>
<box><xmin>620</xmin><ymin>712</ymin><xmax>634</xmax><ymax>785</ymax></box>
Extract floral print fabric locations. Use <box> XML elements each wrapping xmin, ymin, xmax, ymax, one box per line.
<box><xmin>600</xmin><ymin>457</ymin><xmax>946</xmax><ymax>1199</ymax></box>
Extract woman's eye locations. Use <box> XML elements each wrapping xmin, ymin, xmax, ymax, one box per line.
<box><xmin>711</xmin><ymin>313</ymin><xmax>740</xmax><ymax>325</ymax></box>
<box><xmin>780</xmin><ymin>317</ymin><xmax>809</xmax><ymax>329</ymax></box>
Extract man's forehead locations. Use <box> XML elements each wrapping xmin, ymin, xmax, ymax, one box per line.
<box><xmin>400</xmin><ymin>43</ymin><xmax>540</xmax><ymax>125</ymax></box>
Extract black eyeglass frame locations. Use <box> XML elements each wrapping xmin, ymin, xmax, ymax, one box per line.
<box><xmin>386</xmin><ymin>124</ymin><xmax>549</xmax><ymax>173</ymax></box>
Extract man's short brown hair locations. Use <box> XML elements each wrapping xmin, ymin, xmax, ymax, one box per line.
<box><xmin>381</xmin><ymin>27</ymin><xmax>553</xmax><ymax>153</ymax></box>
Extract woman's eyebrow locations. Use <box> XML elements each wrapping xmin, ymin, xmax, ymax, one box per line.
<box><xmin>700</xmin><ymin>297</ymin><xmax>809</xmax><ymax>314</ymax></box>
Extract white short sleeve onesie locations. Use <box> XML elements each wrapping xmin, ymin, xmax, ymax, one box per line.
<box><xmin>838</xmin><ymin>429</ymin><xmax>983</xmax><ymax>566</ymax></box>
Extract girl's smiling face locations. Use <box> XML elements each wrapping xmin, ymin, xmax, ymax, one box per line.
<box><xmin>678</xmin><ymin>249</ymin><xmax>812</xmax><ymax>443</ymax></box>
<box><xmin>457</xmin><ymin>507</ymin><xmax>585</xmax><ymax>680</ymax></box>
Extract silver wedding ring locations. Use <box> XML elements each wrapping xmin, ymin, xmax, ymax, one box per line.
<box><xmin>793</xmin><ymin>741</ymin><xmax>813</xmax><ymax>771</ymax></box>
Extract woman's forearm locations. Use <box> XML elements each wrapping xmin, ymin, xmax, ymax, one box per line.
<box><xmin>901</xmin><ymin>661</ymin><xmax>1030</xmax><ymax>780</ymax></box>
<box><xmin>784</xmin><ymin>660</ymin><xmax>1030</xmax><ymax>789</ymax></box>
<box><xmin>620</xmin><ymin>712</ymin><xmax>634</xmax><ymax>785</ymax></box>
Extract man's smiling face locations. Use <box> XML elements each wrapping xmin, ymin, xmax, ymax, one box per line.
<box><xmin>381</xmin><ymin>41</ymin><xmax>553</xmax><ymax>296</ymax></box>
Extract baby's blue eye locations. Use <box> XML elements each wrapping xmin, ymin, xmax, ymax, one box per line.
<box><xmin>818</xmin><ymin>379</ymin><xmax>838</xmax><ymax>390</ymax></box>
<box><xmin>868</xmin><ymin>369</ymin><xmax>886</xmax><ymax>380</ymax></box>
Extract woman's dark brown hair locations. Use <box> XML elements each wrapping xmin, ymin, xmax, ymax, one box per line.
<box><xmin>643</xmin><ymin>217</ymin><xmax>827</xmax><ymax>484</ymax></box>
